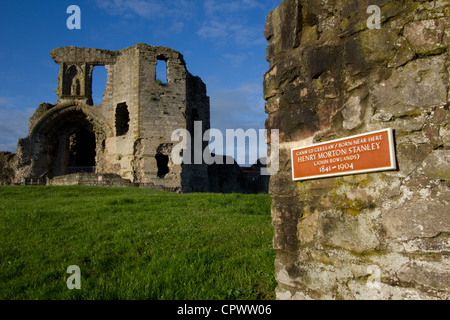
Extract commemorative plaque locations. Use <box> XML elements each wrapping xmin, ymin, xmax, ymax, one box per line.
<box><xmin>291</xmin><ymin>128</ymin><xmax>397</xmax><ymax>181</ymax></box>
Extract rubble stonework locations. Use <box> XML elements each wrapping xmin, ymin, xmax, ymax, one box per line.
<box><xmin>264</xmin><ymin>0</ymin><xmax>449</xmax><ymax>299</ymax></box>
<box><xmin>4</xmin><ymin>44</ymin><xmax>267</xmax><ymax>193</ymax></box>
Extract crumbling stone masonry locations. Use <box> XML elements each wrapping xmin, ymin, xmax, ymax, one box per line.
<box><xmin>0</xmin><ymin>152</ymin><xmax>16</xmax><ymax>185</ymax></box>
<box><xmin>15</xmin><ymin>44</ymin><xmax>211</xmax><ymax>192</ymax></box>
<box><xmin>265</xmin><ymin>0</ymin><xmax>449</xmax><ymax>299</ymax></box>
<box><xmin>5</xmin><ymin>44</ymin><xmax>267</xmax><ymax>193</ymax></box>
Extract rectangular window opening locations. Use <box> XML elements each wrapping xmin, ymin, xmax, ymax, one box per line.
<box><xmin>115</xmin><ymin>103</ymin><xmax>130</xmax><ymax>136</ymax></box>
<box><xmin>156</xmin><ymin>58</ymin><xmax>168</xmax><ymax>85</ymax></box>
<box><xmin>92</xmin><ymin>65</ymin><xmax>108</xmax><ymax>105</ymax></box>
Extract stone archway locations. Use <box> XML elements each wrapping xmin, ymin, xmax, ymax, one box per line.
<box><xmin>41</xmin><ymin>110</ymin><xmax>97</xmax><ymax>176</ymax></box>
<box><xmin>25</xmin><ymin>103</ymin><xmax>111</xmax><ymax>178</ymax></box>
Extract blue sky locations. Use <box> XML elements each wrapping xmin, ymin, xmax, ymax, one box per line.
<box><xmin>0</xmin><ymin>0</ymin><xmax>280</xmax><ymax>165</ymax></box>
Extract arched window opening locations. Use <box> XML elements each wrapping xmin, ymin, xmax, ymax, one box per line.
<box><xmin>64</xmin><ymin>65</ymin><xmax>79</xmax><ymax>96</ymax></box>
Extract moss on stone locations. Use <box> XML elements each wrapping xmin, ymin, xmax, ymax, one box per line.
<box><xmin>300</xmin><ymin>25</ymin><xmax>318</xmax><ymax>45</ymax></box>
<box><xmin>329</xmin><ymin>178</ymin><xmax>380</xmax><ymax>216</ymax></box>
<box><xmin>395</xmin><ymin>108</ymin><xmax>424</xmax><ymax>119</ymax></box>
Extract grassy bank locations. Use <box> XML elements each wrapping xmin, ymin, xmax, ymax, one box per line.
<box><xmin>0</xmin><ymin>186</ymin><xmax>275</xmax><ymax>300</ymax></box>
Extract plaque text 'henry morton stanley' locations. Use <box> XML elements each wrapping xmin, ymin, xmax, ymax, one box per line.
<box><xmin>291</xmin><ymin>129</ymin><xmax>397</xmax><ymax>181</ymax></box>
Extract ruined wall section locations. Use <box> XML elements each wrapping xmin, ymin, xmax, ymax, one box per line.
<box><xmin>51</xmin><ymin>46</ymin><xmax>118</xmax><ymax>106</ymax></box>
<box><xmin>265</xmin><ymin>0</ymin><xmax>449</xmax><ymax>300</ymax></box>
<box><xmin>33</xmin><ymin>44</ymin><xmax>211</xmax><ymax>190</ymax></box>
<box><xmin>134</xmin><ymin>44</ymin><xmax>211</xmax><ymax>192</ymax></box>
<box><xmin>183</xmin><ymin>72</ymin><xmax>211</xmax><ymax>192</ymax></box>
<box><xmin>48</xmin><ymin>47</ymin><xmax>119</xmax><ymax>178</ymax></box>
<box><xmin>100</xmin><ymin>46</ymin><xmax>140</xmax><ymax>181</ymax></box>
<box><xmin>0</xmin><ymin>152</ymin><xmax>17</xmax><ymax>185</ymax></box>
<box><xmin>137</xmin><ymin>45</ymin><xmax>188</xmax><ymax>190</ymax></box>
<box><xmin>9</xmin><ymin>44</ymin><xmax>231</xmax><ymax>193</ymax></box>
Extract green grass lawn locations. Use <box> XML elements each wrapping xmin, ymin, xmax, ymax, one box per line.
<box><xmin>0</xmin><ymin>186</ymin><xmax>276</xmax><ymax>300</ymax></box>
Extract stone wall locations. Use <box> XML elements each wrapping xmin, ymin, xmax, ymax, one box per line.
<box><xmin>264</xmin><ymin>0</ymin><xmax>449</xmax><ymax>299</ymax></box>
<box><xmin>0</xmin><ymin>152</ymin><xmax>16</xmax><ymax>185</ymax></box>
<box><xmin>4</xmin><ymin>43</ymin><xmax>268</xmax><ymax>194</ymax></box>
<box><xmin>47</xmin><ymin>173</ymin><xmax>135</xmax><ymax>188</ymax></box>
<box><xmin>12</xmin><ymin>44</ymin><xmax>211</xmax><ymax>193</ymax></box>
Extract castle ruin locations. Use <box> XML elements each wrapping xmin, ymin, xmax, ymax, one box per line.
<box><xmin>5</xmin><ymin>44</ymin><xmax>268</xmax><ymax>193</ymax></box>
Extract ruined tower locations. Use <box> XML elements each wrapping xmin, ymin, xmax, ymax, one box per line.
<box><xmin>15</xmin><ymin>44</ymin><xmax>210</xmax><ymax>192</ymax></box>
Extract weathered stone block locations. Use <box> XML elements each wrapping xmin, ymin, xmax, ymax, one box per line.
<box><xmin>404</xmin><ymin>17</ymin><xmax>450</xmax><ymax>54</ymax></box>
<box><xmin>304</xmin><ymin>45</ymin><xmax>339</xmax><ymax>79</ymax></box>
<box><xmin>264</xmin><ymin>0</ymin><xmax>302</xmax><ymax>59</ymax></box>
<box><xmin>419</xmin><ymin>150</ymin><xmax>450</xmax><ymax>180</ymax></box>
<box><xmin>272</xmin><ymin>197</ymin><xmax>303</xmax><ymax>251</ymax></box>
<box><xmin>318</xmin><ymin>209</ymin><xmax>381</xmax><ymax>253</ymax></box>
<box><xmin>265</xmin><ymin>0</ymin><xmax>450</xmax><ymax>300</ymax></box>
<box><xmin>398</xmin><ymin>261</ymin><xmax>450</xmax><ymax>292</ymax></box>
<box><xmin>382</xmin><ymin>187</ymin><xmax>450</xmax><ymax>240</ymax></box>
<box><xmin>370</xmin><ymin>56</ymin><xmax>448</xmax><ymax>114</ymax></box>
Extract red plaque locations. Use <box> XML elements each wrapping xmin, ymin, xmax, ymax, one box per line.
<box><xmin>291</xmin><ymin>129</ymin><xmax>397</xmax><ymax>181</ymax></box>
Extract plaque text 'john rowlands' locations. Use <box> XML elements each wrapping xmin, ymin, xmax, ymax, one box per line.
<box><xmin>291</xmin><ymin>129</ymin><xmax>397</xmax><ymax>181</ymax></box>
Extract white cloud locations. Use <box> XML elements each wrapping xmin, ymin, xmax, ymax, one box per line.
<box><xmin>204</xmin><ymin>0</ymin><xmax>263</xmax><ymax>15</ymax></box>
<box><xmin>197</xmin><ymin>20</ymin><xmax>229</xmax><ymax>39</ymax></box>
<box><xmin>197</xmin><ymin>19</ymin><xmax>265</xmax><ymax>47</ymax></box>
<box><xmin>0</xmin><ymin>97</ymin><xmax>34</xmax><ymax>153</ymax></box>
<box><xmin>210</xmin><ymin>85</ymin><xmax>265</xmax><ymax>130</ymax></box>
<box><xmin>96</xmin><ymin>0</ymin><xmax>159</xmax><ymax>19</ymax></box>
<box><xmin>233</xmin><ymin>25</ymin><xmax>266</xmax><ymax>46</ymax></box>
<box><xmin>96</xmin><ymin>0</ymin><xmax>194</xmax><ymax>20</ymax></box>
<box><xmin>96</xmin><ymin>0</ymin><xmax>195</xmax><ymax>33</ymax></box>
<box><xmin>197</xmin><ymin>0</ymin><xmax>268</xmax><ymax>47</ymax></box>
<box><xmin>96</xmin><ymin>0</ymin><xmax>268</xmax><ymax>46</ymax></box>
<box><xmin>0</xmin><ymin>97</ymin><xmax>15</xmax><ymax>108</ymax></box>
<box><xmin>208</xmin><ymin>82</ymin><xmax>267</xmax><ymax>164</ymax></box>
<box><xmin>171</xmin><ymin>21</ymin><xmax>185</xmax><ymax>33</ymax></box>
<box><xmin>222</xmin><ymin>53</ymin><xmax>248</xmax><ymax>68</ymax></box>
